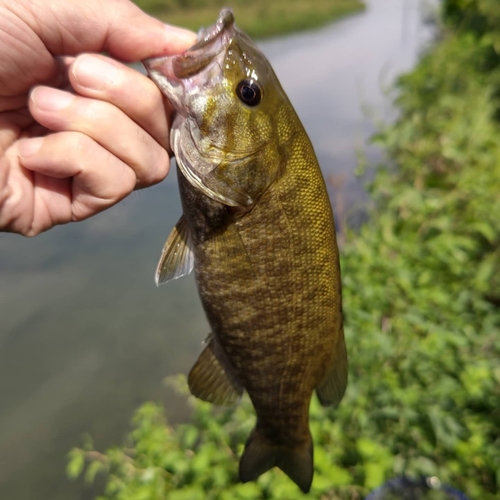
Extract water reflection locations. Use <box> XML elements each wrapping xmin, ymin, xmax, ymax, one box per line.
<box><xmin>0</xmin><ymin>1</ymin><xmax>435</xmax><ymax>498</ymax></box>
<box><xmin>261</xmin><ymin>0</ymin><xmax>436</xmax><ymax>226</ymax></box>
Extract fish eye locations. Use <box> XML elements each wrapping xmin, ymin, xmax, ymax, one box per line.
<box><xmin>236</xmin><ymin>79</ymin><xmax>262</xmax><ymax>107</ymax></box>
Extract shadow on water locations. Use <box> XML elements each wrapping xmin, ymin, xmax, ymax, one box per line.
<box><xmin>0</xmin><ymin>1</ymin><xmax>436</xmax><ymax>498</ymax></box>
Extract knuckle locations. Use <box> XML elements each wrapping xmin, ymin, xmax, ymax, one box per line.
<box><xmin>71</xmin><ymin>131</ymin><xmax>92</xmax><ymax>151</ymax></box>
<box><xmin>66</xmin><ymin>132</ymin><xmax>94</xmax><ymax>161</ymax></box>
<box><xmin>140</xmin><ymin>87</ymin><xmax>162</xmax><ymax>117</ymax></box>
<box><xmin>142</xmin><ymin>147</ymin><xmax>170</xmax><ymax>186</ymax></box>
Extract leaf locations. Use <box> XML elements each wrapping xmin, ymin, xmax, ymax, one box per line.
<box><xmin>66</xmin><ymin>448</ymin><xmax>85</xmax><ymax>479</ymax></box>
<box><xmin>364</xmin><ymin>462</ymin><xmax>387</xmax><ymax>490</ymax></box>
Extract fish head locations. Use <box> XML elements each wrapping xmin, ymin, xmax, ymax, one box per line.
<box><xmin>144</xmin><ymin>9</ymin><xmax>292</xmax><ymax>208</ymax></box>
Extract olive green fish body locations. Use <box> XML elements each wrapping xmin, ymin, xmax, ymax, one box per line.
<box><xmin>144</xmin><ymin>9</ymin><xmax>347</xmax><ymax>493</ymax></box>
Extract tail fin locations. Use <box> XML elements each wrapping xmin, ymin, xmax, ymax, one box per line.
<box><xmin>239</xmin><ymin>428</ymin><xmax>313</xmax><ymax>493</ymax></box>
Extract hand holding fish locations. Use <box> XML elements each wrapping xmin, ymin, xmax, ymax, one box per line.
<box><xmin>0</xmin><ymin>0</ymin><xmax>196</xmax><ymax>236</ymax></box>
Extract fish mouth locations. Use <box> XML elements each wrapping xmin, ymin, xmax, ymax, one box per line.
<box><xmin>175</xmin><ymin>8</ymin><xmax>235</xmax><ymax>77</ymax></box>
<box><xmin>143</xmin><ymin>8</ymin><xmax>236</xmax><ymax>88</ymax></box>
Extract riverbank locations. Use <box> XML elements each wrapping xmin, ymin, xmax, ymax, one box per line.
<box><xmin>134</xmin><ymin>0</ymin><xmax>365</xmax><ymax>39</ymax></box>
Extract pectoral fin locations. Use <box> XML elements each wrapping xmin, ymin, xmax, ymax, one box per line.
<box><xmin>316</xmin><ymin>328</ymin><xmax>348</xmax><ymax>407</ymax></box>
<box><xmin>188</xmin><ymin>334</ymin><xmax>243</xmax><ymax>406</ymax></box>
<box><xmin>155</xmin><ymin>215</ymin><xmax>194</xmax><ymax>286</ymax></box>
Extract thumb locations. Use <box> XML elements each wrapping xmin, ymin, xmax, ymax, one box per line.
<box><xmin>15</xmin><ymin>0</ymin><xmax>196</xmax><ymax>60</ymax></box>
<box><xmin>102</xmin><ymin>1</ymin><xmax>198</xmax><ymax>60</ymax></box>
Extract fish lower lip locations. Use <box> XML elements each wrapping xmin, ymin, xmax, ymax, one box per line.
<box><xmin>172</xmin><ymin>51</ymin><xmax>218</xmax><ymax>79</ymax></box>
<box><xmin>189</xmin><ymin>8</ymin><xmax>235</xmax><ymax>52</ymax></box>
<box><xmin>171</xmin><ymin>8</ymin><xmax>235</xmax><ymax>78</ymax></box>
<box><xmin>144</xmin><ymin>8</ymin><xmax>236</xmax><ymax>82</ymax></box>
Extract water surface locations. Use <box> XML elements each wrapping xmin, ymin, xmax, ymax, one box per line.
<box><xmin>0</xmin><ymin>1</ymin><xmax>435</xmax><ymax>498</ymax></box>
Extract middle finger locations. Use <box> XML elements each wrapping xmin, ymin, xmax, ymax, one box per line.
<box><xmin>28</xmin><ymin>86</ymin><xmax>170</xmax><ymax>188</ymax></box>
<box><xmin>69</xmin><ymin>54</ymin><xmax>171</xmax><ymax>150</ymax></box>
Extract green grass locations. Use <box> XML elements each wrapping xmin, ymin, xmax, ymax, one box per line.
<box><xmin>133</xmin><ymin>0</ymin><xmax>365</xmax><ymax>39</ymax></box>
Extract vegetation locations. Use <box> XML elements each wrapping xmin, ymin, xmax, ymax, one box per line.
<box><xmin>132</xmin><ymin>0</ymin><xmax>365</xmax><ymax>39</ymax></box>
<box><xmin>68</xmin><ymin>1</ymin><xmax>500</xmax><ymax>498</ymax></box>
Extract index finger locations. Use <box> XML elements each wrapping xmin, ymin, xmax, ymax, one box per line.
<box><xmin>69</xmin><ymin>54</ymin><xmax>171</xmax><ymax>151</ymax></box>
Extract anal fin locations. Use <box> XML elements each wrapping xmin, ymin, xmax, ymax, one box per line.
<box><xmin>188</xmin><ymin>334</ymin><xmax>243</xmax><ymax>406</ymax></box>
<box><xmin>316</xmin><ymin>327</ymin><xmax>348</xmax><ymax>407</ymax></box>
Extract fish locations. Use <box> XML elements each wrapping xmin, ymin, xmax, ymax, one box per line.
<box><xmin>143</xmin><ymin>8</ymin><xmax>347</xmax><ymax>493</ymax></box>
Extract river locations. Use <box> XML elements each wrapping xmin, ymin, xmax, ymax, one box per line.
<box><xmin>0</xmin><ymin>1</ymin><xmax>436</xmax><ymax>498</ymax></box>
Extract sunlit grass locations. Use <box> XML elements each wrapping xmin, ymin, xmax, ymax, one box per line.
<box><xmin>134</xmin><ymin>0</ymin><xmax>365</xmax><ymax>39</ymax></box>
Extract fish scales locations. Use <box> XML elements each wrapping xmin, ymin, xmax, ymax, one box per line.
<box><xmin>180</xmin><ymin>173</ymin><xmax>313</xmax><ymax>448</ymax></box>
<box><xmin>144</xmin><ymin>8</ymin><xmax>347</xmax><ymax>493</ymax></box>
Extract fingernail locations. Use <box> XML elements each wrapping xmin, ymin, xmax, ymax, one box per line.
<box><xmin>31</xmin><ymin>87</ymin><xmax>74</xmax><ymax>111</ymax></box>
<box><xmin>18</xmin><ymin>137</ymin><xmax>43</xmax><ymax>159</ymax></box>
<box><xmin>72</xmin><ymin>55</ymin><xmax>121</xmax><ymax>91</ymax></box>
<box><xmin>164</xmin><ymin>24</ymin><xmax>197</xmax><ymax>45</ymax></box>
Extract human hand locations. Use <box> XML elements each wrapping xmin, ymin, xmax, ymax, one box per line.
<box><xmin>0</xmin><ymin>0</ymin><xmax>196</xmax><ymax>236</ymax></box>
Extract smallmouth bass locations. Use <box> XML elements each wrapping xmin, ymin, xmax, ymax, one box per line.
<box><xmin>144</xmin><ymin>9</ymin><xmax>347</xmax><ymax>493</ymax></box>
